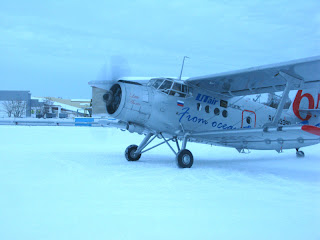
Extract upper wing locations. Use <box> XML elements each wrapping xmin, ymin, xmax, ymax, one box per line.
<box><xmin>186</xmin><ymin>56</ymin><xmax>320</xmax><ymax>97</ymax></box>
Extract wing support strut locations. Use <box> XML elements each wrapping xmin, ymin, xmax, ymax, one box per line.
<box><xmin>270</xmin><ymin>71</ymin><xmax>303</xmax><ymax>126</ymax></box>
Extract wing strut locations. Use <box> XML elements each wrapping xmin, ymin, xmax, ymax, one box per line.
<box><xmin>270</xmin><ymin>71</ymin><xmax>303</xmax><ymax>126</ymax></box>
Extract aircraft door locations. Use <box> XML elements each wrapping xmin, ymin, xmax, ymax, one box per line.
<box><xmin>241</xmin><ymin>110</ymin><xmax>256</xmax><ymax>128</ymax></box>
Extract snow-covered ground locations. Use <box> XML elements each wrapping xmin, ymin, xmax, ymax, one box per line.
<box><xmin>0</xmin><ymin>125</ymin><xmax>319</xmax><ymax>240</ymax></box>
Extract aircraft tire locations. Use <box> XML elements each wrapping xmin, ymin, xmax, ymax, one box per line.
<box><xmin>125</xmin><ymin>145</ymin><xmax>141</xmax><ymax>161</ymax></box>
<box><xmin>296</xmin><ymin>150</ymin><xmax>305</xmax><ymax>158</ymax></box>
<box><xmin>176</xmin><ymin>149</ymin><xmax>193</xmax><ymax>168</ymax></box>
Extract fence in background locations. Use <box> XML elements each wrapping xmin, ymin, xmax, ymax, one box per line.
<box><xmin>0</xmin><ymin>117</ymin><xmax>120</xmax><ymax>128</ymax></box>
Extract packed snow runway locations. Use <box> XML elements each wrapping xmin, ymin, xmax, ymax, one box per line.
<box><xmin>0</xmin><ymin>125</ymin><xmax>319</xmax><ymax>240</ymax></box>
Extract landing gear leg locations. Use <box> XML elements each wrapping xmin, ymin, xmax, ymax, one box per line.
<box><xmin>296</xmin><ymin>148</ymin><xmax>305</xmax><ymax>158</ymax></box>
<box><xmin>176</xmin><ymin>135</ymin><xmax>193</xmax><ymax>168</ymax></box>
<box><xmin>124</xmin><ymin>132</ymin><xmax>194</xmax><ymax>168</ymax></box>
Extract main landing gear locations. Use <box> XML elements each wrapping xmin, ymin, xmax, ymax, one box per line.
<box><xmin>176</xmin><ymin>149</ymin><xmax>193</xmax><ymax>168</ymax></box>
<box><xmin>125</xmin><ymin>145</ymin><xmax>141</xmax><ymax>161</ymax></box>
<box><xmin>124</xmin><ymin>132</ymin><xmax>194</xmax><ymax>168</ymax></box>
<box><xmin>296</xmin><ymin>148</ymin><xmax>305</xmax><ymax>158</ymax></box>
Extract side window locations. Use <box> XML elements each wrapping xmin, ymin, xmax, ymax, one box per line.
<box><xmin>172</xmin><ymin>83</ymin><xmax>182</xmax><ymax>91</ymax></box>
<box><xmin>222</xmin><ymin>110</ymin><xmax>228</xmax><ymax>118</ymax></box>
<box><xmin>246</xmin><ymin>116</ymin><xmax>251</xmax><ymax>124</ymax></box>
<box><xmin>182</xmin><ymin>85</ymin><xmax>188</xmax><ymax>93</ymax></box>
<box><xmin>220</xmin><ymin>100</ymin><xmax>228</xmax><ymax>108</ymax></box>
<box><xmin>197</xmin><ymin>103</ymin><xmax>202</xmax><ymax>111</ymax></box>
<box><xmin>169</xmin><ymin>82</ymin><xmax>185</xmax><ymax>97</ymax></box>
<box><xmin>214</xmin><ymin>108</ymin><xmax>220</xmax><ymax>115</ymax></box>
<box><xmin>205</xmin><ymin>105</ymin><xmax>210</xmax><ymax>113</ymax></box>
<box><xmin>188</xmin><ymin>87</ymin><xmax>193</xmax><ymax>96</ymax></box>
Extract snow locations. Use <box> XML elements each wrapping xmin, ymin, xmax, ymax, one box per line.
<box><xmin>0</xmin><ymin>125</ymin><xmax>319</xmax><ymax>240</ymax></box>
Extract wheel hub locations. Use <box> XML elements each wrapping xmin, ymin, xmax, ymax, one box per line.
<box><xmin>182</xmin><ymin>154</ymin><xmax>191</xmax><ymax>165</ymax></box>
<box><xmin>130</xmin><ymin>150</ymin><xmax>137</xmax><ymax>158</ymax></box>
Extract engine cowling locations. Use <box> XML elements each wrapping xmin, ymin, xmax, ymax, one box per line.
<box><xmin>103</xmin><ymin>83</ymin><xmax>152</xmax><ymax>126</ymax></box>
<box><xmin>103</xmin><ymin>84</ymin><xmax>123</xmax><ymax>115</ymax></box>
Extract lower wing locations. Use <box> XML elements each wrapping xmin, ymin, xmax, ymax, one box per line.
<box><xmin>189</xmin><ymin>125</ymin><xmax>320</xmax><ymax>151</ymax></box>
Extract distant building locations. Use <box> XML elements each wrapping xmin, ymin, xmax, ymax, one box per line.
<box><xmin>0</xmin><ymin>90</ymin><xmax>31</xmax><ymax>117</ymax></box>
<box><xmin>0</xmin><ymin>90</ymin><xmax>92</xmax><ymax>118</ymax></box>
<box><xmin>34</xmin><ymin>97</ymin><xmax>91</xmax><ymax>118</ymax></box>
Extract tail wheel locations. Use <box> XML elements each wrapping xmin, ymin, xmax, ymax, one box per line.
<box><xmin>296</xmin><ymin>150</ymin><xmax>305</xmax><ymax>158</ymax></box>
<box><xmin>125</xmin><ymin>145</ymin><xmax>141</xmax><ymax>161</ymax></box>
<box><xmin>176</xmin><ymin>149</ymin><xmax>193</xmax><ymax>168</ymax></box>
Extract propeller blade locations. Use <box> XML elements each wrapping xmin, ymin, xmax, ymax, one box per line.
<box><xmin>91</xmin><ymin>56</ymin><xmax>131</xmax><ymax>90</ymax></box>
<box><xmin>110</xmin><ymin>56</ymin><xmax>131</xmax><ymax>81</ymax></box>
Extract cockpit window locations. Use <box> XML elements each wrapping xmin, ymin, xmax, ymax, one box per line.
<box><xmin>169</xmin><ymin>83</ymin><xmax>185</xmax><ymax>97</ymax></box>
<box><xmin>169</xmin><ymin>91</ymin><xmax>186</xmax><ymax>98</ymax></box>
<box><xmin>172</xmin><ymin>83</ymin><xmax>182</xmax><ymax>91</ymax></box>
<box><xmin>147</xmin><ymin>79</ymin><xmax>155</xmax><ymax>87</ymax></box>
<box><xmin>159</xmin><ymin>80</ymin><xmax>173</xmax><ymax>90</ymax></box>
<box><xmin>153</xmin><ymin>79</ymin><xmax>163</xmax><ymax>89</ymax></box>
<box><xmin>148</xmin><ymin>79</ymin><xmax>164</xmax><ymax>89</ymax></box>
<box><xmin>182</xmin><ymin>84</ymin><xmax>188</xmax><ymax>93</ymax></box>
<box><xmin>148</xmin><ymin>78</ymin><xmax>192</xmax><ymax>98</ymax></box>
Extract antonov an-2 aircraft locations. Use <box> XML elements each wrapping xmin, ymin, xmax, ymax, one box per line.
<box><xmin>89</xmin><ymin>56</ymin><xmax>320</xmax><ymax>168</ymax></box>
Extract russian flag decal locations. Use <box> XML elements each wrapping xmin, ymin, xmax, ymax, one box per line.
<box><xmin>177</xmin><ymin>100</ymin><xmax>184</xmax><ymax>107</ymax></box>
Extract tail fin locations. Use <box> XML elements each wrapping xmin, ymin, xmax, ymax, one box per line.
<box><xmin>288</xmin><ymin>88</ymin><xmax>320</xmax><ymax>121</ymax></box>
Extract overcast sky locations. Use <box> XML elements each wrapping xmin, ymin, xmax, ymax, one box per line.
<box><xmin>1</xmin><ymin>0</ymin><xmax>319</xmax><ymax>98</ymax></box>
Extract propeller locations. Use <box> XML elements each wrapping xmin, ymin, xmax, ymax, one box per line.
<box><xmin>90</xmin><ymin>56</ymin><xmax>131</xmax><ymax>90</ymax></box>
<box><xmin>90</xmin><ymin>56</ymin><xmax>131</xmax><ymax>112</ymax></box>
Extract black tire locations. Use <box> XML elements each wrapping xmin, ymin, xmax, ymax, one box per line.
<box><xmin>125</xmin><ymin>145</ymin><xmax>141</xmax><ymax>161</ymax></box>
<box><xmin>176</xmin><ymin>149</ymin><xmax>193</xmax><ymax>168</ymax></box>
<box><xmin>296</xmin><ymin>151</ymin><xmax>305</xmax><ymax>158</ymax></box>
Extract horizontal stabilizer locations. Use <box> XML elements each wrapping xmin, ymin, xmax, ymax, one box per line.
<box><xmin>301</xmin><ymin>125</ymin><xmax>320</xmax><ymax>136</ymax></box>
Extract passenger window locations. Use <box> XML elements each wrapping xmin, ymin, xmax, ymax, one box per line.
<box><xmin>222</xmin><ymin>110</ymin><xmax>228</xmax><ymax>118</ymax></box>
<box><xmin>214</xmin><ymin>108</ymin><xmax>220</xmax><ymax>115</ymax></box>
<box><xmin>205</xmin><ymin>105</ymin><xmax>210</xmax><ymax>113</ymax></box>
<box><xmin>246</xmin><ymin>116</ymin><xmax>251</xmax><ymax>124</ymax></box>
<box><xmin>197</xmin><ymin>103</ymin><xmax>202</xmax><ymax>111</ymax></box>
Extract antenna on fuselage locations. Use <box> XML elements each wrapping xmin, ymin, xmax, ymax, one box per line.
<box><xmin>178</xmin><ymin>56</ymin><xmax>189</xmax><ymax>81</ymax></box>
